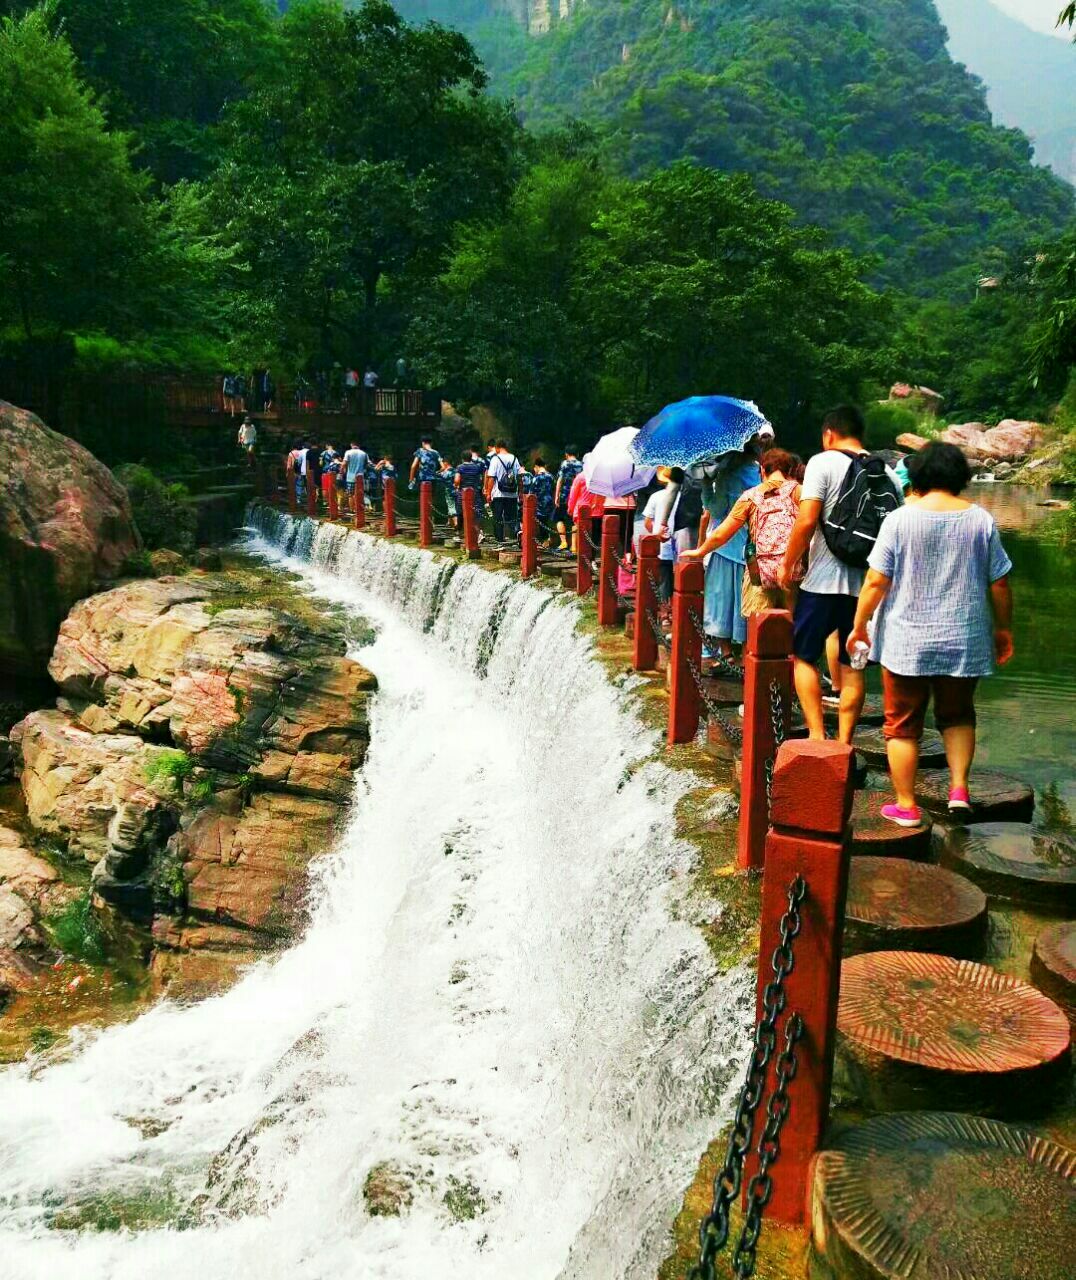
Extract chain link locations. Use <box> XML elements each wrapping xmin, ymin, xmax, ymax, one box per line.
<box><xmin>691</xmin><ymin>875</ymin><xmax>807</xmax><ymax>1280</ymax></box>
<box><xmin>763</xmin><ymin>679</ymin><xmax>787</xmax><ymax>811</ymax></box>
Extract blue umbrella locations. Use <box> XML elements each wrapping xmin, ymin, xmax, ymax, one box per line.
<box><xmin>629</xmin><ymin>396</ymin><xmax>771</xmax><ymax>469</ymax></box>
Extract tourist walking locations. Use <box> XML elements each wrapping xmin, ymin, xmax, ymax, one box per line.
<box><xmin>485</xmin><ymin>441</ymin><xmax>522</xmax><ymax>544</ymax></box>
<box><xmin>530</xmin><ymin>458</ymin><xmax>556</xmax><ymax>546</ymax></box>
<box><xmin>237</xmin><ymin>414</ymin><xmax>257</xmax><ymax>463</ymax></box>
<box><xmin>342</xmin><ymin>440</ymin><xmax>368</xmax><ymax>497</ymax></box>
<box><xmin>566</xmin><ymin>467</ymin><xmax>606</xmax><ymax>558</ymax></box>
<box><xmin>699</xmin><ymin>452</ymin><xmax>761</xmax><ymax>655</ymax></box>
<box><xmin>641</xmin><ymin>469</ymin><xmax>680</xmax><ymax>603</ymax></box>
<box><xmin>436</xmin><ymin>456</ymin><xmax>457</xmax><ymax>526</ymax></box>
<box><xmin>847</xmin><ymin>441</ymin><xmax>1014</xmax><ymax>825</ymax></box>
<box><xmin>554</xmin><ymin>446</ymin><xmax>584</xmax><ymax>551</ymax></box>
<box><xmin>780</xmin><ymin>405</ymin><xmax>903</xmax><ymax>743</ymax></box>
<box><xmin>410</xmin><ymin>436</ymin><xmax>442</xmax><ymax>491</ymax></box>
<box><xmin>455</xmin><ymin>449</ymin><xmax>486</xmax><ymax>530</ymax></box>
<box><xmin>682</xmin><ymin>449</ymin><xmax>803</xmax><ymax>615</ymax></box>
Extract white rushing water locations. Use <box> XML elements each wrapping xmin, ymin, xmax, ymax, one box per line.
<box><xmin>0</xmin><ymin>510</ymin><xmax>751</xmax><ymax>1280</ymax></box>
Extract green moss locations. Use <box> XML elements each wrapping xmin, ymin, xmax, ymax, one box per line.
<box><xmin>143</xmin><ymin>749</ymin><xmax>195</xmax><ymax>789</ymax></box>
<box><xmin>45</xmin><ymin>1179</ymin><xmax>184</xmax><ymax>1233</ymax></box>
<box><xmin>442</xmin><ymin>1175</ymin><xmax>487</xmax><ymax>1222</ymax></box>
<box><xmin>45</xmin><ymin>891</ymin><xmax>109</xmax><ymax>965</ymax></box>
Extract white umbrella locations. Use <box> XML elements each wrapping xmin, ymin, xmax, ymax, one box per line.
<box><xmin>583</xmin><ymin>427</ymin><xmax>656</xmax><ymax>499</ymax></box>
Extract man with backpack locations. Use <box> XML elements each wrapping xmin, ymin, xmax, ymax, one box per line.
<box><xmin>485</xmin><ymin>440</ymin><xmax>522</xmax><ymax>545</ymax></box>
<box><xmin>779</xmin><ymin>406</ymin><xmax>903</xmax><ymax>744</ymax></box>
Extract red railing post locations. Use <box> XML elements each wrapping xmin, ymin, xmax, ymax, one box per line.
<box><xmin>667</xmin><ymin>559</ymin><xmax>705</xmax><ymax>746</ymax></box>
<box><xmin>384</xmin><ymin>477</ymin><xmax>397</xmax><ymax>537</ymax></box>
<box><xmin>287</xmin><ymin>460</ymin><xmax>297</xmax><ymax>514</ymax></box>
<box><xmin>744</xmin><ymin>739</ymin><xmax>854</xmax><ymax>1226</ymax></box>
<box><xmin>353</xmin><ymin>476</ymin><xmax>366</xmax><ymax>530</ymax></box>
<box><xmin>598</xmin><ymin>513</ymin><xmax>620</xmax><ymax>625</ymax></box>
<box><xmin>326</xmin><ymin>474</ymin><xmax>339</xmax><ymax>520</ymax></box>
<box><xmin>419</xmin><ymin>480</ymin><xmax>434</xmax><ymax>547</ymax></box>
<box><xmin>306</xmin><ymin>470</ymin><xmax>318</xmax><ymax>518</ymax></box>
<box><xmin>521</xmin><ymin>493</ymin><xmax>538</xmax><ymax>579</ymax></box>
<box><xmin>634</xmin><ymin>534</ymin><xmax>661</xmax><ymax>672</ymax></box>
<box><xmin>462</xmin><ymin>490</ymin><xmax>480</xmax><ymax>559</ymax></box>
<box><xmin>575</xmin><ymin>505</ymin><xmax>593</xmax><ymax>596</ymax></box>
<box><xmin>738</xmin><ymin>610</ymin><xmax>794</xmax><ymax>871</ymax></box>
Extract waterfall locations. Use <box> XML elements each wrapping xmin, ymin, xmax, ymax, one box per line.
<box><xmin>0</xmin><ymin>508</ymin><xmax>751</xmax><ymax>1280</ymax></box>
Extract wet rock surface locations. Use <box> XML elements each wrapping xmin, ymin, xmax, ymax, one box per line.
<box><xmin>9</xmin><ymin>572</ymin><xmax>377</xmax><ymax>997</ymax></box>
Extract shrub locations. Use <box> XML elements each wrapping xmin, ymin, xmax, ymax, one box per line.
<box><xmin>144</xmin><ymin>749</ymin><xmax>195</xmax><ymax>789</ymax></box>
<box><xmin>864</xmin><ymin>402</ymin><xmax>919</xmax><ymax>450</ymax></box>
<box><xmin>47</xmin><ymin>891</ymin><xmax>108</xmax><ymax>964</ymax></box>
<box><xmin>115</xmin><ymin>464</ymin><xmax>197</xmax><ymax>553</ymax></box>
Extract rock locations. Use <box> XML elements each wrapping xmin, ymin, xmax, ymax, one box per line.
<box><xmin>0</xmin><ymin>884</ymin><xmax>35</xmax><ymax>949</ymax></box>
<box><xmin>888</xmin><ymin>383</ymin><xmax>943</xmax><ymax>414</ymax></box>
<box><xmin>982</xmin><ymin>418</ymin><xmax>1046</xmax><ymax>461</ymax></box>
<box><xmin>148</xmin><ymin>549</ymin><xmax>187</xmax><ymax>576</ymax></box>
<box><xmin>894</xmin><ymin>432</ymin><xmax>929</xmax><ymax>452</ymax></box>
<box><xmin>363</xmin><ymin>1162</ymin><xmax>415</xmax><ymax>1218</ymax></box>
<box><xmin>940</xmin><ymin>422</ymin><xmax>991</xmax><ymax>460</ymax></box>
<box><xmin>0</xmin><ymin>400</ymin><xmax>140</xmax><ymax>678</ymax></box>
<box><xmin>193</xmin><ymin>548</ymin><xmax>223</xmax><ymax>571</ymax></box>
<box><xmin>0</xmin><ymin>947</ymin><xmax>41</xmax><ymax>997</ymax></box>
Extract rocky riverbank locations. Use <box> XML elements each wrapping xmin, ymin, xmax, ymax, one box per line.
<box><xmin>0</xmin><ymin>561</ymin><xmax>377</xmax><ymax>1057</ymax></box>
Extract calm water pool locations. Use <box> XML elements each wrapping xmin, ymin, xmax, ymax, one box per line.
<box><xmin>960</xmin><ymin>485</ymin><xmax>1075</xmax><ymax>822</ymax></box>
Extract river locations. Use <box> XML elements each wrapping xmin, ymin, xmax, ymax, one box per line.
<box><xmin>0</xmin><ymin>510</ymin><xmax>750</xmax><ymax>1280</ymax></box>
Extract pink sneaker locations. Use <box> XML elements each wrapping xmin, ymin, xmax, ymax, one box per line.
<box><xmin>948</xmin><ymin>787</ymin><xmax>972</xmax><ymax>815</ymax></box>
<box><xmin>881</xmin><ymin>803</ymin><xmax>923</xmax><ymax>828</ymax></box>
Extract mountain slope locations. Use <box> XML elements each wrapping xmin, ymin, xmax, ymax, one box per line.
<box><xmin>394</xmin><ymin>0</ymin><xmax>1074</xmax><ymax>298</ymax></box>
<box><xmin>934</xmin><ymin>0</ymin><xmax>1076</xmax><ymax>183</ymax></box>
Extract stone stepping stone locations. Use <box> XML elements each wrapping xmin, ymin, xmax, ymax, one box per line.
<box><xmin>944</xmin><ymin>823</ymin><xmax>1076</xmax><ymax>910</ymax></box>
<box><xmin>844</xmin><ymin>858</ymin><xmax>987</xmax><ymax>957</ymax></box>
<box><xmin>699</xmin><ymin>675</ymin><xmax>744</xmax><ymax>707</ymax></box>
<box><xmin>853</xmin><ymin>726</ymin><xmax>946</xmax><ymax>769</ymax></box>
<box><xmin>915</xmin><ymin>768</ymin><xmax>1035</xmax><ymax>824</ymax></box>
<box><xmin>810</xmin><ymin>1111</ymin><xmax>1076</xmax><ymax>1280</ymax></box>
<box><xmin>851</xmin><ymin>790</ymin><xmax>933</xmax><ymax>860</ymax></box>
<box><xmin>837</xmin><ymin>951</ymin><xmax>1071</xmax><ymax>1116</ymax></box>
<box><xmin>789</xmin><ymin>695</ymin><xmax>885</xmax><ymax>732</ymax></box>
<box><xmin>1032</xmin><ymin>922</ymin><xmax>1076</xmax><ymax>1027</ymax></box>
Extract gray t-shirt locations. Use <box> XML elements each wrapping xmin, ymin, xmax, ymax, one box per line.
<box><xmin>800</xmin><ymin>450</ymin><xmax>903</xmax><ymax>596</ymax></box>
<box><xmin>868</xmin><ymin>504</ymin><xmax>1012</xmax><ymax>677</ymax></box>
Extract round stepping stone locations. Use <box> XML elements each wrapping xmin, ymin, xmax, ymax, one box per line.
<box><xmin>810</xmin><ymin>1111</ymin><xmax>1076</xmax><ymax>1280</ymax></box>
<box><xmin>844</xmin><ymin>858</ymin><xmax>987</xmax><ymax>958</ymax></box>
<box><xmin>916</xmin><ymin>768</ymin><xmax>1035</xmax><ymax>824</ymax></box>
<box><xmin>698</xmin><ymin>675</ymin><xmax>744</xmax><ymax>707</ymax></box>
<box><xmin>853</xmin><ymin>726</ymin><xmax>946</xmax><ymax>769</ymax></box>
<box><xmin>1031</xmin><ymin>922</ymin><xmax>1076</xmax><ymax>1026</ymax></box>
<box><xmin>822</xmin><ymin>694</ymin><xmax>885</xmax><ymax>728</ymax></box>
<box><xmin>851</xmin><ymin>791</ymin><xmax>933</xmax><ymax>860</ymax></box>
<box><xmin>944</xmin><ymin>823</ymin><xmax>1076</xmax><ymax>910</ymax></box>
<box><xmin>837</xmin><ymin>951</ymin><xmax>1071</xmax><ymax>1116</ymax></box>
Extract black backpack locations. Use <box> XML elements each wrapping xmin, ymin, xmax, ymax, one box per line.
<box><xmin>496</xmin><ymin>454</ymin><xmax>519</xmax><ymax>495</ymax></box>
<box><xmin>821</xmin><ymin>452</ymin><xmax>901</xmax><ymax>568</ymax></box>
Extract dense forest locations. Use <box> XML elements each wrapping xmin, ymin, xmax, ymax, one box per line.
<box><xmin>1</xmin><ymin>0</ymin><xmax>1074</xmax><ymax>449</ymax></box>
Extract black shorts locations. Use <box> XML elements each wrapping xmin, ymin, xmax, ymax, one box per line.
<box><xmin>555</xmin><ymin>504</ymin><xmax>572</xmax><ymax>526</ymax></box>
<box><xmin>792</xmin><ymin>590</ymin><xmax>858</xmax><ymax>667</ymax></box>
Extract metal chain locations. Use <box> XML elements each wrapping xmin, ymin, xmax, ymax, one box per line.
<box><xmin>763</xmin><ymin>679</ymin><xmax>787</xmax><ymax>811</ymax></box>
<box><xmin>730</xmin><ymin>1012</ymin><xmax>804</xmax><ymax>1278</ymax></box>
<box><xmin>646</xmin><ymin>605</ymin><xmax>671</xmax><ymax>653</ymax></box>
<box><xmin>692</xmin><ymin>875</ymin><xmax>807</xmax><ymax>1280</ymax></box>
<box><xmin>684</xmin><ymin>652</ymin><xmax>744</xmax><ymax>744</ymax></box>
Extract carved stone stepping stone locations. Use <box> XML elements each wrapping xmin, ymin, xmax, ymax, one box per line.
<box><xmin>851</xmin><ymin>791</ymin><xmax>933</xmax><ymax>859</ymax></box>
<box><xmin>944</xmin><ymin>823</ymin><xmax>1076</xmax><ymax>910</ymax></box>
<box><xmin>699</xmin><ymin>675</ymin><xmax>744</xmax><ymax>707</ymax></box>
<box><xmin>623</xmin><ymin>610</ymin><xmax>635</xmax><ymax>639</ymax></box>
<box><xmin>853</xmin><ymin>726</ymin><xmax>946</xmax><ymax>769</ymax></box>
<box><xmin>915</xmin><ymin>768</ymin><xmax>1034</xmax><ymax>823</ymax></box>
<box><xmin>837</xmin><ymin>951</ymin><xmax>1071</xmax><ymax>1115</ymax></box>
<box><xmin>498</xmin><ymin>549</ymin><xmax>522</xmax><ymax>566</ymax></box>
<box><xmin>1031</xmin><ymin>922</ymin><xmax>1076</xmax><ymax>1027</ymax></box>
<box><xmin>810</xmin><ymin>1111</ymin><xmax>1076</xmax><ymax>1280</ymax></box>
<box><xmin>844</xmin><ymin>858</ymin><xmax>987</xmax><ymax>957</ymax></box>
<box><xmin>787</xmin><ymin>694</ymin><xmax>884</xmax><ymax>730</ymax></box>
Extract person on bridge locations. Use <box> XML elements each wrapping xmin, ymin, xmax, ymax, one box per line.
<box><xmin>566</xmin><ymin>466</ymin><xmax>605</xmax><ymax>559</ymax></box>
<box><xmin>780</xmin><ymin>406</ymin><xmax>904</xmax><ymax>745</ymax></box>
<box><xmin>848</xmin><ymin>441</ymin><xmax>1014</xmax><ymax>826</ymax></box>
<box><xmin>237</xmin><ymin>415</ymin><xmax>257</xmax><ymax>464</ymax></box>
<box><xmin>342</xmin><ymin>440</ymin><xmax>368</xmax><ymax>497</ymax></box>
<box><xmin>455</xmin><ymin>449</ymin><xmax>486</xmax><ymax>531</ymax></box>
<box><xmin>554</xmin><ymin>446</ymin><xmax>584</xmax><ymax>552</ymax></box>
<box><xmin>530</xmin><ymin>458</ymin><xmax>556</xmax><ymax>547</ymax></box>
<box><xmin>410</xmin><ymin>436</ymin><xmax>442</xmax><ymax>490</ymax></box>
<box><xmin>485</xmin><ymin>441</ymin><xmax>522</xmax><ymax>545</ymax></box>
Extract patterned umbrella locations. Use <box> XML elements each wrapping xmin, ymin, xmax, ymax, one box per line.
<box><xmin>583</xmin><ymin>427</ymin><xmax>656</xmax><ymax>498</ymax></box>
<box><xmin>629</xmin><ymin>396</ymin><xmax>771</xmax><ymax>469</ymax></box>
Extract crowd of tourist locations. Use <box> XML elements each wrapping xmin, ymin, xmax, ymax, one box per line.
<box><xmin>279</xmin><ymin>403</ymin><xmax>1014</xmax><ymax>830</ymax></box>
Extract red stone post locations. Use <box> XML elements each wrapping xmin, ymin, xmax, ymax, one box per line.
<box><xmin>744</xmin><ymin>739</ymin><xmax>855</xmax><ymax>1227</ymax></box>
<box><xmin>575</xmin><ymin>505</ymin><xmax>593</xmax><ymax>596</ymax></box>
<box><xmin>306</xmin><ymin>470</ymin><xmax>318</xmax><ymax>518</ymax></box>
<box><xmin>521</xmin><ymin>493</ymin><xmax>538</xmax><ymax>579</ymax></box>
<box><xmin>462</xmin><ymin>490</ymin><xmax>480</xmax><ymax>559</ymax></box>
<box><xmin>598</xmin><ymin>513</ymin><xmax>620</xmax><ymax>626</ymax></box>
<box><xmin>287</xmin><ymin>461</ymin><xmax>297</xmax><ymax>514</ymax></box>
<box><xmin>667</xmin><ymin>559</ymin><xmax>705</xmax><ymax>746</ymax></box>
<box><xmin>419</xmin><ymin>480</ymin><xmax>434</xmax><ymax>547</ymax></box>
<box><xmin>384</xmin><ymin>477</ymin><xmax>397</xmax><ymax>537</ymax></box>
<box><xmin>352</xmin><ymin>476</ymin><xmax>366</xmax><ymax>530</ymax></box>
<box><xmin>633</xmin><ymin>534</ymin><xmax>661</xmax><ymax>672</ymax></box>
<box><xmin>738</xmin><ymin>610</ymin><xmax>794</xmax><ymax>871</ymax></box>
<box><xmin>326</xmin><ymin>475</ymin><xmax>339</xmax><ymax>520</ymax></box>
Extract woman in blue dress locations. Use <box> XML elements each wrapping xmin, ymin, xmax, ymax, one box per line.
<box><xmin>700</xmin><ymin>450</ymin><xmax>762</xmax><ymax>654</ymax></box>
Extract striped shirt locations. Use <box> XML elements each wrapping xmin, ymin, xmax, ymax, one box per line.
<box><xmin>868</xmin><ymin>504</ymin><xmax>1012</xmax><ymax>678</ymax></box>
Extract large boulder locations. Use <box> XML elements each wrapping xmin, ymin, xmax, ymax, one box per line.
<box><xmin>0</xmin><ymin>401</ymin><xmax>140</xmax><ymax>678</ymax></box>
<box><xmin>889</xmin><ymin>383</ymin><xmax>943</xmax><ymax>415</ymax></box>
<box><xmin>940</xmin><ymin>420</ymin><xmax>1047</xmax><ymax>465</ymax></box>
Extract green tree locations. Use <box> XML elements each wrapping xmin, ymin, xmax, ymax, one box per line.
<box><xmin>208</xmin><ymin>0</ymin><xmax>520</xmax><ymax>368</ymax></box>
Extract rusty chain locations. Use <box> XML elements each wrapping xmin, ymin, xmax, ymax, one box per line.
<box><xmin>763</xmin><ymin>679</ymin><xmax>787</xmax><ymax>812</ymax></box>
<box><xmin>691</xmin><ymin>875</ymin><xmax>807</xmax><ymax>1280</ymax></box>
